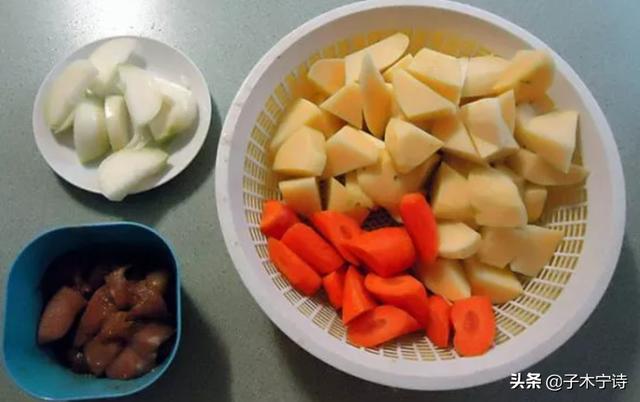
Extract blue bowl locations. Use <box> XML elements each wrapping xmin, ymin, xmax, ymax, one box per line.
<box><xmin>2</xmin><ymin>222</ymin><xmax>182</xmax><ymax>400</ymax></box>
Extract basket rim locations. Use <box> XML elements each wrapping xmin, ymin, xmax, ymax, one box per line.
<box><xmin>215</xmin><ymin>0</ymin><xmax>626</xmax><ymax>390</ymax></box>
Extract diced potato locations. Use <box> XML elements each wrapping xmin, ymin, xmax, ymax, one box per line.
<box><xmin>344</xmin><ymin>33</ymin><xmax>410</xmax><ymax>83</ymax></box>
<box><xmin>514</xmin><ymin>103</ymin><xmax>537</xmax><ymax>141</ymax></box>
<box><xmin>467</xmin><ymin>166</ymin><xmax>527</xmax><ymax>227</ymax></box>
<box><xmin>272</xmin><ymin>126</ymin><xmax>326</xmax><ymax>176</ymax></box>
<box><xmin>324</xmin><ymin>126</ymin><xmax>379</xmax><ymax>176</ymax></box>
<box><xmin>415</xmin><ymin>258</ymin><xmax>471</xmax><ymax>301</ymax></box>
<box><xmin>476</xmin><ymin>227</ymin><xmax>524</xmax><ymax>268</ymax></box>
<box><xmin>358</xmin><ymin>150</ymin><xmax>439</xmax><ymax>220</ymax></box>
<box><xmin>506</xmin><ymin>149</ymin><xmax>588</xmax><ymax>186</ymax></box>
<box><xmin>360</xmin><ymin>54</ymin><xmax>392</xmax><ymax>138</ymax></box>
<box><xmin>494</xmin><ymin>163</ymin><xmax>525</xmax><ymax>194</ymax></box>
<box><xmin>437</xmin><ymin>222</ymin><xmax>481</xmax><ymax>259</ymax></box>
<box><xmin>345</xmin><ymin>171</ymin><xmax>374</xmax><ymax>209</ymax></box>
<box><xmin>385</xmin><ymin>118</ymin><xmax>443</xmax><ymax>174</ymax></box>
<box><xmin>407</xmin><ymin>48</ymin><xmax>466</xmax><ymax>104</ymax></box>
<box><xmin>308</xmin><ymin>58</ymin><xmax>345</xmax><ymax>95</ymax></box>
<box><xmin>324</xmin><ymin>177</ymin><xmax>369</xmax><ymax>224</ymax></box>
<box><xmin>524</xmin><ymin>183</ymin><xmax>547</xmax><ymax>222</ymax></box>
<box><xmin>279</xmin><ymin>177</ymin><xmax>322</xmax><ymax>217</ymax></box>
<box><xmin>531</xmin><ymin>94</ymin><xmax>556</xmax><ymax>114</ymax></box>
<box><xmin>460</xmin><ymin>97</ymin><xmax>519</xmax><ymax>161</ymax></box>
<box><xmin>318</xmin><ymin>109</ymin><xmax>345</xmax><ymax>137</ymax></box>
<box><xmin>270</xmin><ymin>99</ymin><xmax>325</xmax><ymax>153</ymax></box>
<box><xmin>383</xmin><ymin>54</ymin><xmax>414</xmax><ymax>82</ymax></box>
<box><xmin>462</xmin><ymin>55</ymin><xmax>509</xmax><ymax>98</ymax></box>
<box><xmin>387</xmin><ymin>83</ymin><xmax>407</xmax><ymax>120</ymax></box>
<box><xmin>431</xmin><ymin>114</ymin><xmax>484</xmax><ymax>163</ymax></box>
<box><xmin>320</xmin><ymin>83</ymin><xmax>363</xmax><ymax>129</ymax></box>
<box><xmin>431</xmin><ymin>162</ymin><xmax>474</xmax><ymax>222</ymax></box>
<box><xmin>493</xmin><ymin>50</ymin><xmax>554</xmax><ymax>102</ymax></box>
<box><xmin>392</xmin><ymin>69</ymin><xmax>456</xmax><ymax>121</ymax></box>
<box><xmin>498</xmin><ymin>89</ymin><xmax>516</xmax><ymax>133</ymax></box>
<box><xmin>463</xmin><ymin>258</ymin><xmax>523</xmax><ymax>304</ymax></box>
<box><xmin>510</xmin><ymin>225</ymin><xmax>563</xmax><ymax>277</ymax></box>
<box><xmin>442</xmin><ymin>155</ymin><xmax>484</xmax><ymax>177</ymax></box>
<box><xmin>518</xmin><ymin>110</ymin><xmax>579</xmax><ymax>173</ymax></box>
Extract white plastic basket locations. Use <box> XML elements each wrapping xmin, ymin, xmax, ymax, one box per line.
<box><xmin>215</xmin><ymin>0</ymin><xmax>625</xmax><ymax>390</ymax></box>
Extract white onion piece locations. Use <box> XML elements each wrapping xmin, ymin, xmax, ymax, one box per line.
<box><xmin>45</xmin><ymin>60</ymin><xmax>98</xmax><ymax>130</ymax></box>
<box><xmin>104</xmin><ymin>96</ymin><xmax>130</xmax><ymax>151</ymax></box>
<box><xmin>73</xmin><ymin>99</ymin><xmax>109</xmax><ymax>163</ymax></box>
<box><xmin>126</xmin><ymin>125</ymin><xmax>153</xmax><ymax>150</ymax></box>
<box><xmin>53</xmin><ymin>110</ymin><xmax>75</xmax><ymax>134</ymax></box>
<box><xmin>98</xmin><ymin>148</ymin><xmax>168</xmax><ymax>201</ymax></box>
<box><xmin>149</xmin><ymin>77</ymin><xmax>198</xmax><ymax>142</ymax></box>
<box><xmin>89</xmin><ymin>38</ymin><xmax>137</xmax><ymax>96</ymax></box>
<box><xmin>119</xmin><ymin>65</ymin><xmax>162</xmax><ymax>126</ymax></box>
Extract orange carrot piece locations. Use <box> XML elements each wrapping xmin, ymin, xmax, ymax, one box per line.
<box><xmin>345</xmin><ymin>227</ymin><xmax>416</xmax><ymax>277</ymax></box>
<box><xmin>311</xmin><ymin>211</ymin><xmax>363</xmax><ymax>264</ymax></box>
<box><xmin>364</xmin><ymin>273</ymin><xmax>430</xmax><ymax>327</ymax></box>
<box><xmin>322</xmin><ymin>267</ymin><xmax>346</xmax><ymax>309</ymax></box>
<box><xmin>267</xmin><ymin>238</ymin><xmax>322</xmax><ymax>296</ymax></box>
<box><xmin>347</xmin><ymin>305</ymin><xmax>421</xmax><ymax>348</ymax></box>
<box><xmin>342</xmin><ymin>266</ymin><xmax>377</xmax><ymax>324</ymax></box>
<box><xmin>282</xmin><ymin>223</ymin><xmax>345</xmax><ymax>275</ymax></box>
<box><xmin>399</xmin><ymin>193</ymin><xmax>438</xmax><ymax>265</ymax></box>
<box><xmin>451</xmin><ymin>296</ymin><xmax>496</xmax><ymax>357</ymax></box>
<box><xmin>260</xmin><ymin>200</ymin><xmax>300</xmax><ymax>239</ymax></box>
<box><xmin>426</xmin><ymin>295</ymin><xmax>452</xmax><ymax>348</ymax></box>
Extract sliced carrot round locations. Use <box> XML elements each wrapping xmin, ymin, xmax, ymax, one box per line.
<box><xmin>347</xmin><ymin>305</ymin><xmax>421</xmax><ymax>348</ymax></box>
<box><xmin>311</xmin><ymin>211</ymin><xmax>363</xmax><ymax>264</ymax></box>
<box><xmin>399</xmin><ymin>193</ymin><xmax>438</xmax><ymax>265</ymax></box>
<box><xmin>342</xmin><ymin>266</ymin><xmax>377</xmax><ymax>324</ymax></box>
<box><xmin>451</xmin><ymin>296</ymin><xmax>496</xmax><ymax>357</ymax></box>
<box><xmin>345</xmin><ymin>227</ymin><xmax>416</xmax><ymax>277</ymax></box>
<box><xmin>322</xmin><ymin>268</ymin><xmax>346</xmax><ymax>310</ymax></box>
<box><xmin>267</xmin><ymin>237</ymin><xmax>321</xmax><ymax>296</ymax></box>
<box><xmin>363</xmin><ymin>273</ymin><xmax>429</xmax><ymax>327</ymax></box>
<box><xmin>282</xmin><ymin>223</ymin><xmax>345</xmax><ymax>275</ymax></box>
<box><xmin>426</xmin><ymin>295</ymin><xmax>452</xmax><ymax>348</ymax></box>
<box><xmin>260</xmin><ymin>200</ymin><xmax>300</xmax><ymax>239</ymax></box>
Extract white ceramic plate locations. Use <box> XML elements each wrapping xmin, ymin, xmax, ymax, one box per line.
<box><xmin>33</xmin><ymin>36</ymin><xmax>212</xmax><ymax>196</ymax></box>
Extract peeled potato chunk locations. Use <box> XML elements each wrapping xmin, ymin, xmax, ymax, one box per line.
<box><xmin>476</xmin><ymin>227</ymin><xmax>523</xmax><ymax>268</ymax></box>
<box><xmin>270</xmin><ymin>99</ymin><xmax>325</xmax><ymax>153</ymax></box>
<box><xmin>385</xmin><ymin>118</ymin><xmax>443</xmax><ymax>174</ymax></box>
<box><xmin>415</xmin><ymin>258</ymin><xmax>471</xmax><ymax>302</ymax></box>
<box><xmin>320</xmin><ymin>83</ymin><xmax>363</xmax><ymax>129</ymax></box>
<box><xmin>323</xmin><ymin>126</ymin><xmax>379</xmax><ymax>176</ymax></box>
<box><xmin>407</xmin><ymin>48</ymin><xmax>466</xmax><ymax>104</ymax></box>
<box><xmin>519</xmin><ymin>110</ymin><xmax>579</xmax><ymax>173</ymax></box>
<box><xmin>493</xmin><ymin>50</ymin><xmax>554</xmax><ymax>102</ymax></box>
<box><xmin>324</xmin><ymin>177</ymin><xmax>369</xmax><ymax>224</ymax></box>
<box><xmin>431</xmin><ymin>162</ymin><xmax>474</xmax><ymax>222</ymax></box>
<box><xmin>506</xmin><ymin>148</ymin><xmax>588</xmax><ymax>186</ymax></box>
<box><xmin>344</xmin><ymin>33</ymin><xmax>410</xmax><ymax>83</ymax></box>
<box><xmin>272</xmin><ymin>126</ymin><xmax>326</xmax><ymax>176</ymax></box>
<box><xmin>308</xmin><ymin>58</ymin><xmax>345</xmax><ymax>95</ymax></box>
<box><xmin>463</xmin><ymin>258</ymin><xmax>523</xmax><ymax>304</ymax></box>
<box><xmin>383</xmin><ymin>54</ymin><xmax>414</xmax><ymax>82</ymax></box>
<box><xmin>431</xmin><ymin>114</ymin><xmax>483</xmax><ymax>163</ymax></box>
<box><xmin>437</xmin><ymin>222</ymin><xmax>481</xmax><ymax>259</ymax></box>
<box><xmin>360</xmin><ymin>54</ymin><xmax>392</xmax><ymax>138</ymax></box>
<box><xmin>279</xmin><ymin>177</ymin><xmax>322</xmax><ymax>217</ymax></box>
<box><xmin>510</xmin><ymin>225</ymin><xmax>563</xmax><ymax>277</ymax></box>
<box><xmin>467</xmin><ymin>166</ymin><xmax>527</xmax><ymax>227</ymax></box>
<box><xmin>524</xmin><ymin>183</ymin><xmax>547</xmax><ymax>222</ymax></box>
<box><xmin>392</xmin><ymin>69</ymin><xmax>456</xmax><ymax>121</ymax></box>
<box><xmin>345</xmin><ymin>171</ymin><xmax>374</xmax><ymax>209</ymax></box>
<box><xmin>462</xmin><ymin>55</ymin><xmax>509</xmax><ymax>98</ymax></box>
<box><xmin>498</xmin><ymin>89</ymin><xmax>516</xmax><ymax>133</ymax></box>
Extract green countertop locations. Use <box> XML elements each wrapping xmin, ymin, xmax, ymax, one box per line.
<box><xmin>1</xmin><ymin>1</ymin><xmax>638</xmax><ymax>400</ymax></box>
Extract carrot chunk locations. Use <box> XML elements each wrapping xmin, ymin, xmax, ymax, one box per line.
<box><xmin>345</xmin><ymin>227</ymin><xmax>416</xmax><ymax>277</ymax></box>
<box><xmin>281</xmin><ymin>223</ymin><xmax>345</xmax><ymax>275</ymax></box>
<box><xmin>267</xmin><ymin>238</ymin><xmax>321</xmax><ymax>296</ymax></box>
<box><xmin>260</xmin><ymin>200</ymin><xmax>300</xmax><ymax>239</ymax></box>
<box><xmin>342</xmin><ymin>266</ymin><xmax>377</xmax><ymax>324</ymax></box>
<box><xmin>451</xmin><ymin>296</ymin><xmax>496</xmax><ymax>357</ymax></box>
<box><xmin>347</xmin><ymin>305</ymin><xmax>421</xmax><ymax>348</ymax></box>
<box><xmin>311</xmin><ymin>211</ymin><xmax>363</xmax><ymax>264</ymax></box>
<box><xmin>322</xmin><ymin>267</ymin><xmax>346</xmax><ymax>309</ymax></box>
<box><xmin>399</xmin><ymin>193</ymin><xmax>438</xmax><ymax>265</ymax></box>
<box><xmin>426</xmin><ymin>295</ymin><xmax>452</xmax><ymax>348</ymax></box>
<box><xmin>364</xmin><ymin>273</ymin><xmax>429</xmax><ymax>327</ymax></box>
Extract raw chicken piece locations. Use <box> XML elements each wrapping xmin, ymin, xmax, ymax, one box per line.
<box><xmin>105</xmin><ymin>347</ymin><xmax>155</xmax><ymax>380</ymax></box>
<box><xmin>130</xmin><ymin>322</ymin><xmax>174</xmax><ymax>356</ymax></box>
<box><xmin>129</xmin><ymin>282</ymin><xmax>169</xmax><ymax>319</ymax></box>
<box><xmin>84</xmin><ymin>337</ymin><xmax>123</xmax><ymax>376</ymax></box>
<box><xmin>144</xmin><ymin>270</ymin><xmax>170</xmax><ymax>294</ymax></box>
<box><xmin>38</xmin><ymin>287</ymin><xmax>86</xmax><ymax>344</ymax></box>
<box><xmin>67</xmin><ymin>348</ymin><xmax>90</xmax><ymax>374</ymax></box>
<box><xmin>74</xmin><ymin>285</ymin><xmax>117</xmax><ymax>347</ymax></box>
<box><xmin>105</xmin><ymin>266</ymin><xmax>131</xmax><ymax>309</ymax></box>
<box><xmin>97</xmin><ymin>311</ymin><xmax>133</xmax><ymax>341</ymax></box>
<box><xmin>86</xmin><ymin>264</ymin><xmax>112</xmax><ymax>292</ymax></box>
